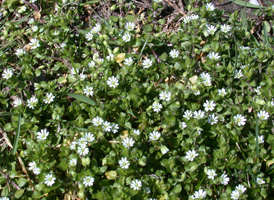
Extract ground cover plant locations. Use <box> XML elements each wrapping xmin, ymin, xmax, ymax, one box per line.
<box><xmin>1</xmin><ymin>0</ymin><xmax>274</xmax><ymax>199</ymax></box>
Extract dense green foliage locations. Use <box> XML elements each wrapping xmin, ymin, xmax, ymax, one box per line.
<box><xmin>1</xmin><ymin>0</ymin><xmax>274</xmax><ymax>199</ymax></box>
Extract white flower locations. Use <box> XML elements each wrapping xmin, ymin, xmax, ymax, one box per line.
<box><xmin>205</xmin><ymin>3</ymin><xmax>215</xmax><ymax>11</ymax></box>
<box><xmin>231</xmin><ymin>190</ymin><xmax>240</xmax><ymax>200</ymax></box>
<box><xmin>124</xmin><ymin>57</ymin><xmax>134</xmax><ymax>66</ymax></box>
<box><xmin>28</xmin><ymin>161</ymin><xmax>37</xmax><ymax>171</ymax></box>
<box><xmin>102</xmin><ymin>121</ymin><xmax>112</xmax><ymax>132</ymax></box>
<box><xmin>159</xmin><ymin>91</ymin><xmax>171</xmax><ymax>102</ymax></box>
<box><xmin>27</xmin><ymin>96</ymin><xmax>38</xmax><ymax>109</ymax></box>
<box><xmin>207</xmin><ymin>52</ymin><xmax>220</xmax><ymax>60</ymax></box>
<box><xmin>111</xmin><ymin>123</ymin><xmax>119</xmax><ymax>133</ymax></box>
<box><xmin>154</xmin><ymin>0</ymin><xmax>162</xmax><ymax>2</ymax></box>
<box><xmin>28</xmin><ymin>18</ymin><xmax>35</xmax><ymax>24</ymax></box>
<box><xmin>234</xmin><ymin>69</ymin><xmax>243</xmax><ymax>79</ymax></box>
<box><xmin>249</xmin><ymin>0</ymin><xmax>260</xmax><ymax>5</ymax></box>
<box><xmin>149</xmin><ymin>131</ymin><xmax>161</xmax><ymax>141</ymax></box>
<box><xmin>207</xmin><ymin>25</ymin><xmax>217</xmax><ymax>35</ymax></box>
<box><xmin>256</xmin><ymin>135</ymin><xmax>264</xmax><ymax>144</ymax></box>
<box><xmin>15</xmin><ymin>48</ymin><xmax>26</xmax><ymax>57</ymax></box>
<box><xmin>236</xmin><ymin>184</ymin><xmax>246</xmax><ymax>194</ymax></box>
<box><xmin>107</xmin><ymin>76</ymin><xmax>119</xmax><ymax>88</ymax></box>
<box><xmin>119</xmin><ymin>157</ymin><xmax>130</xmax><ymax>169</ymax></box>
<box><xmin>133</xmin><ymin>129</ymin><xmax>140</xmax><ymax>135</ymax></box>
<box><xmin>220</xmin><ymin>173</ymin><xmax>230</xmax><ymax>185</ymax></box>
<box><xmin>160</xmin><ymin>145</ymin><xmax>169</xmax><ymax>155</ymax></box>
<box><xmin>33</xmin><ymin>167</ymin><xmax>41</xmax><ymax>175</ymax></box>
<box><xmin>77</xmin><ymin>137</ymin><xmax>87</xmax><ymax>147</ymax></box>
<box><xmin>183</xmin><ymin>110</ymin><xmax>193</xmax><ymax>120</ymax></box>
<box><xmin>13</xmin><ymin>98</ymin><xmax>22</xmax><ymax>107</ymax></box>
<box><xmin>234</xmin><ymin>114</ymin><xmax>246</xmax><ymax>126</ymax></box>
<box><xmin>191</xmin><ymin>14</ymin><xmax>199</xmax><ymax>20</ymax></box>
<box><xmin>254</xmin><ymin>86</ymin><xmax>261</xmax><ymax>95</ymax></box>
<box><xmin>32</xmin><ymin>25</ymin><xmax>38</xmax><ymax>32</ymax></box>
<box><xmin>125</xmin><ymin>22</ymin><xmax>135</xmax><ymax>31</ymax></box>
<box><xmin>37</xmin><ymin>129</ymin><xmax>49</xmax><ymax>140</ymax></box>
<box><xmin>30</xmin><ymin>0</ymin><xmax>37</xmax><ymax>3</ymax></box>
<box><xmin>179</xmin><ymin>121</ymin><xmax>187</xmax><ymax>129</ymax></box>
<box><xmin>122</xmin><ymin>33</ymin><xmax>131</xmax><ymax>42</ymax></box>
<box><xmin>194</xmin><ymin>189</ymin><xmax>207</xmax><ymax>199</ymax></box>
<box><xmin>53</xmin><ymin>30</ymin><xmax>59</xmax><ymax>35</ymax></box>
<box><xmin>218</xmin><ymin>88</ymin><xmax>227</xmax><ymax>97</ymax></box>
<box><xmin>185</xmin><ymin>149</ymin><xmax>198</xmax><ymax>161</ymax></box>
<box><xmin>193</xmin><ymin>110</ymin><xmax>205</xmax><ymax>119</ymax></box>
<box><xmin>69</xmin><ymin>158</ymin><xmax>77</xmax><ymax>167</ymax></box>
<box><xmin>88</xmin><ymin>61</ymin><xmax>96</xmax><ymax>67</ymax></box>
<box><xmin>83</xmin><ymin>86</ymin><xmax>94</xmax><ymax>97</ymax></box>
<box><xmin>18</xmin><ymin>6</ymin><xmax>27</xmax><ymax>13</ymax></box>
<box><xmin>130</xmin><ymin>179</ymin><xmax>142</xmax><ymax>190</ymax></box>
<box><xmin>83</xmin><ymin>176</ymin><xmax>94</xmax><ymax>187</ymax></box>
<box><xmin>84</xmin><ymin>132</ymin><xmax>95</xmax><ymax>143</ymax></box>
<box><xmin>203</xmin><ymin>100</ymin><xmax>216</xmax><ymax>112</ymax></box>
<box><xmin>257</xmin><ymin>177</ymin><xmax>265</xmax><ymax>185</ymax></box>
<box><xmin>200</xmin><ymin>72</ymin><xmax>211</xmax><ymax>82</ymax></box>
<box><xmin>106</xmin><ymin>53</ymin><xmax>114</xmax><ymax>61</ymax></box>
<box><xmin>96</xmin><ymin>57</ymin><xmax>104</xmax><ymax>65</ymax></box>
<box><xmin>220</xmin><ymin>24</ymin><xmax>231</xmax><ymax>33</ymax></box>
<box><xmin>0</xmin><ymin>197</ymin><xmax>9</xmax><ymax>200</ymax></box>
<box><xmin>70</xmin><ymin>141</ymin><xmax>77</xmax><ymax>150</ymax></box>
<box><xmin>60</xmin><ymin>42</ymin><xmax>66</xmax><ymax>48</ymax></box>
<box><xmin>2</xmin><ymin>69</ymin><xmax>13</xmax><ymax>79</ymax></box>
<box><xmin>122</xmin><ymin>137</ymin><xmax>135</xmax><ymax>148</ymax></box>
<box><xmin>44</xmin><ymin>174</ymin><xmax>56</xmax><ymax>186</ymax></box>
<box><xmin>79</xmin><ymin>73</ymin><xmax>87</xmax><ymax>80</ymax></box>
<box><xmin>257</xmin><ymin>110</ymin><xmax>269</xmax><ymax>120</ymax></box>
<box><xmin>189</xmin><ymin>195</ymin><xmax>195</xmax><ymax>200</ymax></box>
<box><xmin>85</xmin><ymin>31</ymin><xmax>93</xmax><ymax>41</ymax></box>
<box><xmin>208</xmin><ymin>114</ymin><xmax>218</xmax><ymax>125</ymax></box>
<box><xmin>92</xmin><ymin>116</ymin><xmax>103</xmax><ymax>126</ymax></box>
<box><xmin>43</xmin><ymin>93</ymin><xmax>55</xmax><ymax>104</ymax></box>
<box><xmin>142</xmin><ymin>58</ymin><xmax>153</xmax><ymax>68</ymax></box>
<box><xmin>193</xmin><ymin>89</ymin><xmax>200</xmax><ymax>96</ymax></box>
<box><xmin>240</xmin><ymin>46</ymin><xmax>250</xmax><ymax>51</ymax></box>
<box><xmin>170</xmin><ymin>49</ymin><xmax>179</xmax><ymax>58</ymax></box>
<box><xmin>92</xmin><ymin>23</ymin><xmax>101</xmax><ymax>33</ymax></box>
<box><xmin>206</xmin><ymin>169</ymin><xmax>217</xmax><ymax>180</ymax></box>
<box><xmin>152</xmin><ymin>102</ymin><xmax>162</xmax><ymax>113</ymax></box>
<box><xmin>183</xmin><ymin>16</ymin><xmax>192</xmax><ymax>23</ymax></box>
<box><xmin>29</xmin><ymin>38</ymin><xmax>40</xmax><ymax>49</ymax></box>
<box><xmin>77</xmin><ymin>145</ymin><xmax>89</xmax><ymax>156</ymax></box>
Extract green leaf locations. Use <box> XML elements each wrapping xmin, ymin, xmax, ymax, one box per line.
<box><xmin>125</xmin><ymin>15</ymin><xmax>136</xmax><ymax>22</ymax></box>
<box><xmin>32</xmin><ymin>190</ymin><xmax>42</xmax><ymax>199</ymax></box>
<box><xmin>231</xmin><ymin>0</ymin><xmax>263</xmax><ymax>8</ymax></box>
<box><xmin>11</xmin><ymin>114</ymin><xmax>21</xmax><ymax>155</ymax></box>
<box><xmin>0</xmin><ymin>112</ymin><xmax>18</xmax><ymax>117</ymax></box>
<box><xmin>14</xmin><ymin>189</ymin><xmax>25</xmax><ymax>198</ymax></box>
<box><xmin>17</xmin><ymin>178</ymin><xmax>28</xmax><ymax>187</ymax></box>
<box><xmin>105</xmin><ymin>171</ymin><xmax>117</xmax><ymax>180</ymax></box>
<box><xmin>58</xmin><ymin>159</ymin><xmax>69</xmax><ymax>171</ymax></box>
<box><xmin>171</xmin><ymin>184</ymin><xmax>182</xmax><ymax>194</ymax></box>
<box><xmin>125</xmin><ymin>122</ymin><xmax>132</xmax><ymax>129</ymax></box>
<box><xmin>67</xmin><ymin>93</ymin><xmax>95</xmax><ymax>105</ymax></box>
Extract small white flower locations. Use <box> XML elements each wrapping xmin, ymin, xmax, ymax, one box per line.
<box><xmin>70</xmin><ymin>141</ymin><xmax>77</xmax><ymax>150</ymax></box>
<box><xmin>220</xmin><ymin>173</ymin><xmax>230</xmax><ymax>185</ymax></box>
<box><xmin>33</xmin><ymin>167</ymin><xmax>41</xmax><ymax>175</ymax></box>
<box><xmin>206</xmin><ymin>169</ymin><xmax>217</xmax><ymax>180</ymax></box>
<box><xmin>149</xmin><ymin>131</ymin><xmax>161</xmax><ymax>141</ymax></box>
<box><xmin>231</xmin><ymin>190</ymin><xmax>240</xmax><ymax>200</ymax></box>
<box><xmin>96</xmin><ymin>57</ymin><xmax>104</xmax><ymax>65</ymax></box>
<box><xmin>106</xmin><ymin>53</ymin><xmax>114</xmax><ymax>61</ymax></box>
<box><xmin>254</xmin><ymin>86</ymin><xmax>261</xmax><ymax>95</ymax></box>
<box><xmin>203</xmin><ymin>100</ymin><xmax>216</xmax><ymax>112</ymax></box>
<box><xmin>200</xmin><ymin>72</ymin><xmax>211</xmax><ymax>82</ymax></box>
<box><xmin>183</xmin><ymin>16</ymin><xmax>192</xmax><ymax>23</ymax></box>
<box><xmin>125</xmin><ymin>22</ymin><xmax>135</xmax><ymax>31</ymax></box>
<box><xmin>83</xmin><ymin>176</ymin><xmax>94</xmax><ymax>187</ymax></box>
<box><xmin>183</xmin><ymin>110</ymin><xmax>193</xmax><ymax>120</ymax></box>
<box><xmin>92</xmin><ymin>116</ymin><xmax>103</xmax><ymax>126</ymax></box>
<box><xmin>88</xmin><ymin>61</ymin><xmax>95</xmax><ymax>67</ymax></box>
<box><xmin>160</xmin><ymin>145</ymin><xmax>169</xmax><ymax>155</ymax></box>
<box><xmin>218</xmin><ymin>88</ymin><xmax>227</xmax><ymax>97</ymax></box>
<box><xmin>13</xmin><ymin>98</ymin><xmax>22</xmax><ymax>107</ymax></box>
<box><xmin>152</xmin><ymin>102</ymin><xmax>162</xmax><ymax>113</ymax></box>
<box><xmin>102</xmin><ymin>121</ymin><xmax>112</xmax><ymax>132</ymax></box>
<box><xmin>170</xmin><ymin>49</ymin><xmax>179</xmax><ymax>58</ymax></box>
<box><xmin>179</xmin><ymin>121</ymin><xmax>187</xmax><ymax>129</ymax></box>
<box><xmin>2</xmin><ymin>69</ymin><xmax>13</xmax><ymax>80</ymax></box>
<box><xmin>185</xmin><ymin>149</ymin><xmax>199</xmax><ymax>161</ymax></box>
<box><xmin>234</xmin><ymin>69</ymin><xmax>243</xmax><ymax>79</ymax></box>
<box><xmin>257</xmin><ymin>110</ymin><xmax>269</xmax><ymax>120</ymax></box>
<box><xmin>189</xmin><ymin>195</ymin><xmax>195</xmax><ymax>200</ymax></box>
<box><xmin>234</xmin><ymin>114</ymin><xmax>246</xmax><ymax>126</ymax></box>
<box><xmin>122</xmin><ymin>33</ymin><xmax>131</xmax><ymax>42</ymax></box>
<box><xmin>220</xmin><ymin>24</ymin><xmax>232</xmax><ymax>33</ymax></box>
<box><xmin>111</xmin><ymin>123</ymin><xmax>119</xmax><ymax>133</ymax></box>
<box><xmin>193</xmin><ymin>110</ymin><xmax>205</xmax><ymax>119</ymax></box>
<box><xmin>257</xmin><ymin>177</ymin><xmax>265</xmax><ymax>185</ymax></box>
<box><xmin>60</xmin><ymin>42</ymin><xmax>66</xmax><ymax>48</ymax></box>
<box><xmin>77</xmin><ymin>145</ymin><xmax>89</xmax><ymax>156</ymax></box>
<box><xmin>236</xmin><ymin>184</ymin><xmax>246</xmax><ymax>194</ymax></box>
<box><xmin>30</xmin><ymin>0</ymin><xmax>37</xmax><ymax>3</ymax></box>
<box><xmin>27</xmin><ymin>96</ymin><xmax>38</xmax><ymax>109</ymax></box>
<box><xmin>15</xmin><ymin>48</ymin><xmax>26</xmax><ymax>57</ymax></box>
<box><xmin>69</xmin><ymin>158</ymin><xmax>77</xmax><ymax>167</ymax></box>
<box><xmin>43</xmin><ymin>93</ymin><xmax>55</xmax><ymax>104</ymax></box>
<box><xmin>142</xmin><ymin>58</ymin><xmax>153</xmax><ymax>69</ymax></box>
<box><xmin>28</xmin><ymin>18</ymin><xmax>35</xmax><ymax>24</ymax></box>
<box><xmin>190</xmin><ymin>14</ymin><xmax>199</xmax><ymax>20</ymax></box>
<box><xmin>122</xmin><ymin>137</ymin><xmax>135</xmax><ymax>148</ymax></box>
<box><xmin>92</xmin><ymin>23</ymin><xmax>101</xmax><ymax>34</ymax></box>
<box><xmin>240</xmin><ymin>46</ymin><xmax>250</xmax><ymax>51</ymax></box>
<box><xmin>83</xmin><ymin>86</ymin><xmax>94</xmax><ymax>97</ymax></box>
<box><xmin>130</xmin><ymin>179</ymin><xmax>142</xmax><ymax>190</ymax></box>
<box><xmin>249</xmin><ymin>0</ymin><xmax>260</xmax><ymax>5</ymax></box>
<box><xmin>0</xmin><ymin>197</ymin><xmax>9</xmax><ymax>200</ymax></box>
<box><xmin>194</xmin><ymin>189</ymin><xmax>207</xmax><ymax>199</ymax></box>
<box><xmin>28</xmin><ymin>161</ymin><xmax>37</xmax><ymax>171</ymax></box>
<box><xmin>154</xmin><ymin>0</ymin><xmax>163</xmax><ymax>2</ymax></box>
<box><xmin>124</xmin><ymin>57</ymin><xmax>134</xmax><ymax>66</ymax></box>
<box><xmin>207</xmin><ymin>52</ymin><xmax>220</xmax><ymax>60</ymax></box>
<box><xmin>77</xmin><ymin>137</ymin><xmax>87</xmax><ymax>147</ymax></box>
<box><xmin>256</xmin><ymin>135</ymin><xmax>264</xmax><ymax>144</ymax></box>
<box><xmin>133</xmin><ymin>129</ymin><xmax>140</xmax><ymax>135</ymax></box>
<box><xmin>207</xmin><ymin>25</ymin><xmax>217</xmax><ymax>35</ymax></box>
<box><xmin>79</xmin><ymin>73</ymin><xmax>87</xmax><ymax>80</ymax></box>
<box><xmin>53</xmin><ymin>30</ymin><xmax>59</xmax><ymax>35</ymax></box>
<box><xmin>84</xmin><ymin>132</ymin><xmax>95</xmax><ymax>143</ymax></box>
<box><xmin>107</xmin><ymin>76</ymin><xmax>119</xmax><ymax>88</ymax></box>
<box><xmin>119</xmin><ymin>157</ymin><xmax>130</xmax><ymax>169</ymax></box>
<box><xmin>159</xmin><ymin>91</ymin><xmax>171</xmax><ymax>102</ymax></box>
<box><xmin>32</xmin><ymin>25</ymin><xmax>38</xmax><ymax>32</ymax></box>
<box><xmin>208</xmin><ymin>114</ymin><xmax>218</xmax><ymax>125</ymax></box>
<box><xmin>29</xmin><ymin>38</ymin><xmax>40</xmax><ymax>49</ymax></box>
<box><xmin>205</xmin><ymin>3</ymin><xmax>215</xmax><ymax>11</ymax></box>
<box><xmin>37</xmin><ymin>129</ymin><xmax>49</xmax><ymax>140</ymax></box>
<box><xmin>44</xmin><ymin>174</ymin><xmax>56</xmax><ymax>186</ymax></box>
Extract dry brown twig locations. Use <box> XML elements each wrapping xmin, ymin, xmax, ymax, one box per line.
<box><xmin>163</xmin><ymin>0</ymin><xmax>186</xmax><ymax>16</ymax></box>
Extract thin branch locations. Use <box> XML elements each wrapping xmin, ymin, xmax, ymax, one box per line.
<box><xmin>0</xmin><ymin>170</ymin><xmax>21</xmax><ymax>190</ymax></box>
<box><xmin>164</xmin><ymin>0</ymin><xmax>186</xmax><ymax>16</ymax></box>
<box><xmin>21</xmin><ymin>0</ymin><xmax>40</xmax><ymax>12</ymax></box>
